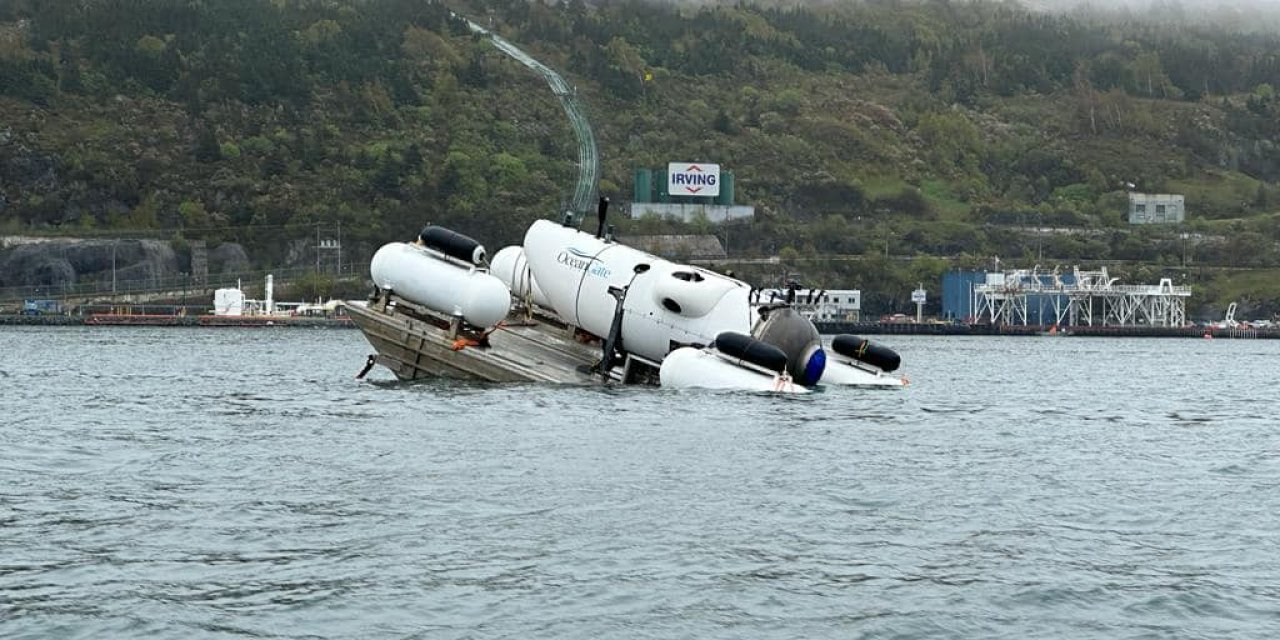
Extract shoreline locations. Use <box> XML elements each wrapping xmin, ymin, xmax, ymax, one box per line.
<box><xmin>2</xmin><ymin>313</ymin><xmax>1273</xmax><ymax>338</ymax></box>
<box><xmin>813</xmin><ymin>321</ymin><xmax>1278</xmax><ymax>339</ymax></box>
<box><xmin>0</xmin><ymin>313</ymin><xmax>357</xmax><ymax>329</ymax></box>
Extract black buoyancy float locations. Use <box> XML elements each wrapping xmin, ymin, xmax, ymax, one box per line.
<box><xmin>714</xmin><ymin>332</ymin><xmax>789</xmax><ymax>374</ymax></box>
<box><xmin>831</xmin><ymin>334</ymin><xmax>901</xmax><ymax>372</ymax></box>
<box><xmin>419</xmin><ymin>225</ymin><xmax>486</xmax><ymax>265</ymax></box>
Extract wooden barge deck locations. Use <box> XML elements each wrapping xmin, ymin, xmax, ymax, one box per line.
<box><xmin>343</xmin><ymin>295</ymin><xmax>604</xmax><ymax>383</ymax></box>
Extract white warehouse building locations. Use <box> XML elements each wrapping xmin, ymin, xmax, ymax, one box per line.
<box><xmin>756</xmin><ymin>288</ymin><xmax>861</xmax><ymax>322</ymax></box>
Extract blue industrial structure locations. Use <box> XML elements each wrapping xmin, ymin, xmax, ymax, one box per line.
<box><xmin>941</xmin><ymin>270</ymin><xmax>984</xmax><ymax>322</ymax></box>
<box><xmin>943</xmin><ymin>269</ymin><xmax>1077</xmax><ymax>325</ymax></box>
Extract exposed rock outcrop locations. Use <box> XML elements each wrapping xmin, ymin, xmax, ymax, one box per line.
<box><xmin>0</xmin><ymin>238</ymin><xmax>179</xmax><ymax>289</ymax></box>
<box><xmin>208</xmin><ymin>242</ymin><xmax>250</xmax><ymax>275</ymax></box>
<box><xmin>1</xmin><ymin>250</ymin><xmax>75</xmax><ymax>288</ymax></box>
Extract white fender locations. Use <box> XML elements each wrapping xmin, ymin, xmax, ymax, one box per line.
<box><xmin>370</xmin><ymin>242</ymin><xmax>511</xmax><ymax>328</ymax></box>
<box><xmin>658</xmin><ymin>347</ymin><xmax>809</xmax><ymax>394</ymax></box>
<box><xmin>820</xmin><ymin>358</ymin><xmax>907</xmax><ymax>388</ymax></box>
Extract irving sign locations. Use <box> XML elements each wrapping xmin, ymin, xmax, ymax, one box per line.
<box><xmin>667</xmin><ymin>163</ymin><xmax>721</xmax><ymax>197</ymax></box>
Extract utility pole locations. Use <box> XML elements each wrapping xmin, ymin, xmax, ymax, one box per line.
<box><xmin>315</xmin><ymin>227</ymin><xmax>342</xmax><ymax>275</ymax></box>
<box><xmin>1181</xmin><ymin>225</ymin><xmax>1189</xmax><ymax>267</ymax></box>
<box><xmin>1037</xmin><ymin>211</ymin><xmax>1043</xmax><ymax>262</ymax></box>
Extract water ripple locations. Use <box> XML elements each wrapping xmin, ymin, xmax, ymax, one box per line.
<box><xmin>2</xmin><ymin>329</ymin><xmax>1280</xmax><ymax>638</ymax></box>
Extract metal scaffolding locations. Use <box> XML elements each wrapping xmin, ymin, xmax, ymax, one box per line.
<box><xmin>972</xmin><ymin>266</ymin><xmax>1190</xmax><ymax>327</ymax></box>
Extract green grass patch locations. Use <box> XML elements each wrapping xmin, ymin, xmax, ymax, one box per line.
<box><xmin>1167</xmin><ymin>170</ymin><xmax>1263</xmax><ymax>220</ymax></box>
<box><xmin>1195</xmin><ymin>267</ymin><xmax>1280</xmax><ymax>321</ymax></box>
<box><xmin>1203</xmin><ymin>268</ymin><xmax>1280</xmax><ymax>310</ymax></box>
<box><xmin>918</xmin><ymin>179</ymin><xmax>971</xmax><ymax>220</ymax></box>
<box><xmin>857</xmin><ymin>175</ymin><xmax>908</xmax><ymax>199</ymax></box>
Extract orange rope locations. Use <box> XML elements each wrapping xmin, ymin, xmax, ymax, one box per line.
<box><xmin>451</xmin><ymin>337</ymin><xmax>480</xmax><ymax>351</ymax></box>
<box><xmin>451</xmin><ymin>321</ymin><xmax>507</xmax><ymax>351</ymax></box>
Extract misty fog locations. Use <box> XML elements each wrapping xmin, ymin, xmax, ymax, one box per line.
<box><xmin>1025</xmin><ymin>0</ymin><xmax>1280</xmax><ymax>31</ymax></box>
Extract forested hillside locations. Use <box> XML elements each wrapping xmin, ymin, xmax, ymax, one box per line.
<box><xmin>2</xmin><ymin>0</ymin><xmax>1279</xmax><ymax>315</ymax></box>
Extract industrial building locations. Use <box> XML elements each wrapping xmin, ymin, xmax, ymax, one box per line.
<box><xmin>617</xmin><ymin>234</ymin><xmax>727</xmax><ymax>261</ymax></box>
<box><xmin>1128</xmin><ymin>193</ymin><xmax>1185</xmax><ymax>224</ymax></box>
<box><xmin>944</xmin><ymin>266</ymin><xmax>1190</xmax><ymax>327</ymax></box>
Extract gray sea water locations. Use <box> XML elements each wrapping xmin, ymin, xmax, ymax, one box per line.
<box><xmin>2</xmin><ymin>326</ymin><xmax>1279</xmax><ymax>639</ymax></box>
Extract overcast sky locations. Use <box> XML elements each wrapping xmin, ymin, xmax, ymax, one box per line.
<box><xmin>1024</xmin><ymin>0</ymin><xmax>1280</xmax><ymax>10</ymax></box>
<box><xmin>1021</xmin><ymin>0</ymin><xmax>1280</xmax><ymax>30</ymax></box>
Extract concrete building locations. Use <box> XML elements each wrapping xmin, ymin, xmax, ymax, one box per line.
<box><xmin>1128</xmin><ymin>193</ymin><xmax>1185</xmax><ymax>224</ymax></box>
<box><xmin>619</xmin><ymin>235</ymin><xmax>727</xmax><ymax>261</ymax></box>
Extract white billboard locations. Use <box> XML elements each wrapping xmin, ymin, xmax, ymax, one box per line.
<box><xmin>667</xmin><ymin>162</ymin><xmax>720</xmax><ymax>197</ymax></box>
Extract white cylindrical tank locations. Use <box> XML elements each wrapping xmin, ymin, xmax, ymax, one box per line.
<box><xmin>521</xmin><ymin>219</ymin><xmax>753</xmax><ymax>363</ymax></box>
<box><xmin>265</xmin><ymin>274</ymin><xmax>275</xmax><ymax>315</ymax></box>
<box><xmin>490</xmin><ymin>246</ymin><xmax>552</xmax><ymax>310</ymax></box>
<box><xmin>659</xmin><ymin>347</ymin><xmax>809</xmax><ymax>394</ymax></box>
<box><xmin>370</xmin><ymin>242</ymin><xmax>511</xmax><ymax>328</ymax></box>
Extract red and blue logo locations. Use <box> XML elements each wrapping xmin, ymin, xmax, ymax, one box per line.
<box><xmin>669</xmin><ymin>163</ymin><xmax>720</xmax><ymax>196</ymax></box>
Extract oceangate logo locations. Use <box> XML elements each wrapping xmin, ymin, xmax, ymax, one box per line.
<box><xmin>556</xmin><ymin>247</ymin><xmax>594</xmax><ymax>271</ymax></box>
<box><xmin>555</xmin><ymin>247</ymin><xmax>612</xmax><ymax>279</ymax></box>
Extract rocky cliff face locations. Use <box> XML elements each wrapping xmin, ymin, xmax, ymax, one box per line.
<box><xmin>0</xmin><ymin>239</ymin><xmax>179</xmax><ymax>289</ymax></box>
<box><xmin>208</xmin><ymin>243</ymin><xmax>250</xmax><ymax>276</ymax></box>
<box><xmin>0</xmin><ymin>238</ymin><xmax>253</xmax><ymax>292</ymax></box>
